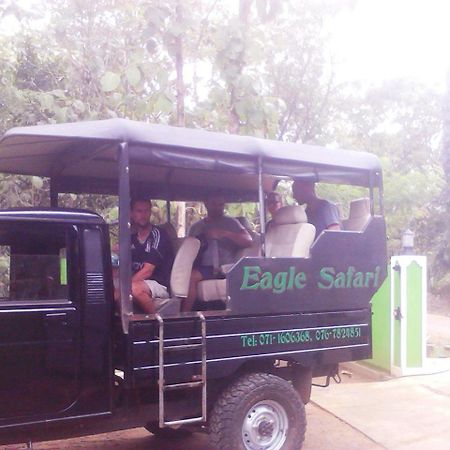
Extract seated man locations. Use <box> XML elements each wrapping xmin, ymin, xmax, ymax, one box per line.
<box><xmin>130</xmin><ymin>198</ymin><xmax>174</xmax><ymax>314</ymax></box>
<box><xmin>183</xmin><ymin>191</ymin><xmax>252</xmax><ymax>312</ymax></box>
<box><xmin>292</xmin><ymin>179</ymin><xmax>341</xmax><ymax>236</ymax></box>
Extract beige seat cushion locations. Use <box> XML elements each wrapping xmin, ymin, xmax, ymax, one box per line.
<box><xmin>343</xmin><ymin>198</ymin><xmax>370</xmax><ymax>231</ymax></box>
<box><xmin>266</xmin><ymin>205</ymin><xmax>315</xmax><ymax>258</ymax></box>
<box><xmin>197</xmin><ymin>279</ymin><xmax>227</xmax><ymax>302</ymax></box>
<box><xmin>170</xmin><ymin>237</ymin><xmax>200</xmax><ymax>298</ymax></box>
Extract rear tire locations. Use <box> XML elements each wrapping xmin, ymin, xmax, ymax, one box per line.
<box><xmin>209</xmin><ymin>372</ymin><xmax>306</xmax><ymax>450</ymax></box>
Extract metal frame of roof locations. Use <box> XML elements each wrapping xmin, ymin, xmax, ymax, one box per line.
<box><xmin>0</xmin><ymin>119</ymin><xmax>382</xmax><ymax>201</ymax></box>
<box><xmin>0</xmin><ymin>119</ymin><xmax>384</xmax><ymax>333</ymax></box>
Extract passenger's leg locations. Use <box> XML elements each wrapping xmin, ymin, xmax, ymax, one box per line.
<box><xmin>131</xmin><ymin>280</ymin><xmax>155</xmax><ymax>314</ymax></box>
<box><xmin>182</xmin><ymin>268</ymin><xmax>203</xmax><ymax>312</ymax></box>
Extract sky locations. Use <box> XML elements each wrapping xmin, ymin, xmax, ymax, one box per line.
<box><xmin>328</xmin><ymin>0</ymin><xmax>450</xmax><ymax>90</ymax></box>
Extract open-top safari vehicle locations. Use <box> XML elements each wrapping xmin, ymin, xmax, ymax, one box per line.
<box><xmin>0</xmin><ymin>119</ymin><xmax>386</xmax><ymax>449</ymax></box>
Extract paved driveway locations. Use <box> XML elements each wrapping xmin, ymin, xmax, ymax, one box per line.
<box><xmin>0</xmin><ymin>403</ymin><xmax>381</xmax><ymax>450</ymax></box>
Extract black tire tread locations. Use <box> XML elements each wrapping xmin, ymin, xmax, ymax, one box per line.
<box><xmin>209</xmin><ymin>372</ymin><xmax>306</xmax><ymax>450</ymax></box>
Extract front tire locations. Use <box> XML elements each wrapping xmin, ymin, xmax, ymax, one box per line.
<box><xmin>209</xmin><ymin>372</ymin><xmax>306</xmax><ymax>450</ymax></box>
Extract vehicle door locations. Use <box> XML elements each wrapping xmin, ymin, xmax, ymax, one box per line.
<box><xmin>0</xmin><ymin>221</ymin><xmax>81</xmax><ymax>423</ymax></box>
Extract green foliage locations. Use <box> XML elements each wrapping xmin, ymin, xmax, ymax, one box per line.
<box><xmin>226</xmin><ymin>202</ymin><xmax>259</xmax><ymax>230</ymax></box>
<box><xmin>434</xmin><ymin>72</ymin><xmax>450</xmax><ymax>290</ymax></box>
<box><xmin>0</xmin><ymin>0</ymin><xmax>447</xmax><ymax>288</ymax></box>
<box><xmin>328</xmin><ymin>80</ymin><xmax>444</xmax><ymax>262</ymax></box>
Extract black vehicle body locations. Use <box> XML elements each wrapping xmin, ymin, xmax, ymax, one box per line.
<box><xmin>0</xmin><ymin>119</ymin><xmax>387</xmax><ymax>447</ymax></box>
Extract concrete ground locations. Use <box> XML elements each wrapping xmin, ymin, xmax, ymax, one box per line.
<box><xmin>310</xmin><ymin>311</ymin><xmax>450</xmax><ymax>449</ymax></box>
<box><xmin>0</xmin><ymin>402</ymin><xmax>381</xmax><ymax>450</ymax></box>
<box><xmin>312</xmin><ymin>363</ymin><xmax>450</xmax><ymax>450</ymax></box>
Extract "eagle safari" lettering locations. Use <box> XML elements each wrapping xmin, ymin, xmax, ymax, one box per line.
<box><xmin>240</xmin><ymin>265</ymin><xmax>381</xmax><ymax>294</ymax></box>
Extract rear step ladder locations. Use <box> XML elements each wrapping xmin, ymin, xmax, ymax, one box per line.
<box><xmin>155</xmin><ymin>312</ymin><xmax>207</xmax><ymax>428</ymax></box>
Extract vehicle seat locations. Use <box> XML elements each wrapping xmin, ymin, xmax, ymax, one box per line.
<box><xmin>170</xmin><ymin>237</ymin><xmax>201</xmax><ymax>298</ymax></box>
<box><xmin>265</xmin><ymin>205</ymin><xmax>315</xmax><ymax>258</ymax></box>
<box><xmin>196</xmin><ymin>243</ymin><xmax>227</xmax><ymax>304</ymax></box>
<box><xmin>197</xmin><ymin>278</ymin><xmax>227</xmax><ymax>303</ymax></box>
<box><xmin>196</xmin><ymin>215</ymin><xmax>264</xmax><ymax>304</ymax></box>
<box><xmin>342</xmin><ymin>198</ymin><xmax>371</xmax><ymax>231</ymax></box>
<box><xmin>155</xmin><ymin>236</ymin><xmax>200</xmax><ymax>315</ymax></box>
<box><xmin>159</xmin><ymin>222</ymin><xmax>182</xmax><ymax>253</ymax></box>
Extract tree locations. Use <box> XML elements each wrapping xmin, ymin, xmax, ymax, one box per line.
<box><xmin>327</xmin><ymin>80</ymin><xmax>444</xmax><ymax>267</ymax></box>
<box><xmin>431</xmin><ymin>71</ymin><xmax>450</xmax><ymax>292</ymax></box>
<box><xmin>0</xmin><ymin>0</ymin><xmax>447</xmax><ymax>289</ymax></box>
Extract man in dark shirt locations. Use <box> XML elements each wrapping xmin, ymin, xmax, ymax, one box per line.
<box><xmin>292</xmin><ymin>180</ymin><xmax>341</xmax><ymax>237</ymax></box>
<box><xmin>184</xmin><ymin>191</ymin><xmax>252</xmax><ymax>311</ymax></box>
<box><xmin>130</xmin><ymin>198</ymin><xmax>174</xmax><ymax>314</ymax></box>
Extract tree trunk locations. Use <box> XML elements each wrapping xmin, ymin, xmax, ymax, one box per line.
<box><xmin>175</xmin><ymin>0</ymin><xmax>185</xmax><ymax>128</ymax></box>
<box><xmin>228</xmin><ymin>0</ymin><xmax>252</xmax><ymax>134</ymax></box>
<box><xmin>443</xmin><ymin>71</ymin><xmax>450</xmax><ymax>186</ymax></box>
<box><xmin>174</xmin><ymin>0</ymin><xmax>186</xmax><ymax>235</ymax></box>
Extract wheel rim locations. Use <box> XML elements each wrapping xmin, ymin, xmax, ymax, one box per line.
<box><xmin>242</xmin><ymin>399</ymin><xmax>289</xmax><ymax>450</ymax></box>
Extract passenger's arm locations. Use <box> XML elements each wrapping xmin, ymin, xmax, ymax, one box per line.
<box><xmin>207</xmin><ymin>228</ymin><xmax>252</xmax><ymax>248</ymax></box>
<box><xmin>132</xmin><ymin>263</ymin><xmax>155</xmax><ymax>282</ymax></box>
<box><xmin>324</xmin><ymin>203</ymin><xmax>341</xmax><ymax>231</ymax></box>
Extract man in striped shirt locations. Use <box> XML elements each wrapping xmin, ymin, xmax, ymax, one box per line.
<box><xmin>130</xmin><ymin>199</ymin><xmax>174</xmax><ymax>314</ymax></box>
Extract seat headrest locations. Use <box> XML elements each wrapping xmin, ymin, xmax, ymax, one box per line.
<box><xmin>349</xmin><ymin>198</ymin><xmax>370</xmax><ymax>218</ymax></box>
<box><xmin>159</xmin><ymin>222</ymin><xmax>178</xmax><ymax>240</ymax></box>
<box><xmin>273</xmin><ymin>205</ymin><xmax>307</xmax><ymax>225</ymax></box>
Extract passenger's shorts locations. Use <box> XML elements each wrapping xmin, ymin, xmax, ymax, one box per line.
<box><xmin>143</xmin><ymin>279</ymin><xmax>170</xmax><ymax>299</ymax></box>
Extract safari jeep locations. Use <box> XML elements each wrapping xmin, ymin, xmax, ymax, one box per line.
<box><xmin>0</xmin><ymin>119</ymin><xmax>387</xmax><ymax>450</ymax></box>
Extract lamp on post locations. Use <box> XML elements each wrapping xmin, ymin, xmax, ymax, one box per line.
<box><xmin>401</xmin><ymin>228</ymin><xmax>414</xmax><ymax>255</ymax></box>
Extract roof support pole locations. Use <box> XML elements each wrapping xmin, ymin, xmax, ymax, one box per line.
<box><xmin>369</xmin><ymin>185</ymin><xmax>375</xmax><ymax>216</ymax></box>
<box><xmin>369</xmin><ymin>171</ymin><xmax>383</xmax><ymax>216</ymax></box>
<box><xmin>49</xmin><ymin>178</ymin><xmax>58</xmax><ymax>207</ymax></box>
<box><xmin>257</xmin><ymin>157</ymin><xmax>266</xmax><ymax>257</ymax></box>
<box><xmin>166</xmin><ymin>200</ymin><xmax>171</xmax><ymax>224</ymax></box>
<box><xmin>118</xmin><ymin>142</ymin><xmax>133</xmax><ymax>333</ymax></box>
<box><xmin>377</xmin><ymin>172</ymin><xmax>384</xmax><ymax>216</ymax></box>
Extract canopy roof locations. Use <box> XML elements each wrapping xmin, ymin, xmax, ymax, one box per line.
<box><xmin>0</xmin><ymin>208</ymin><xmax>103</xmax><ymax>224</ymax></box>
<box><xmin>0</xmin><ymin>119</ymin><xmax>382</xmax><ymax>201</ymax></box>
